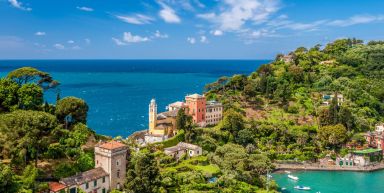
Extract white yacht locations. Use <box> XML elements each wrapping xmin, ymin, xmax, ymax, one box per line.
<box><xmin>288</xmin><ymin>174</ymin><xmax>299</xmax><ymax>181</ymax></box>
<box><xmin>294</xmin><ymin>186</ymin><xmax>311</xmax><ymax>190</ymax></box>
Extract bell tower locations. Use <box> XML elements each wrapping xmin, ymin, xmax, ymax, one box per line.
<box><xmin>149</xmin><ymin>98</ymin><xmax>157</xmax><ymax>134</ymax></box>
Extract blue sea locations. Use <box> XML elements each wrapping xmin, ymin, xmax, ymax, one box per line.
<box><xmin>0</xmin><ymin>60</ymin><xmax>266</xmax><ymax>137</ymax></box>
<box><xmin>273</xmin><ymin>170</ymin><xmax>384</xmax><ymax>193</ymax></box>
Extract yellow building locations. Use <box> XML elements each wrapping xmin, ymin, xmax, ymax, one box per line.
<box><xmin>148</xmin><ymin>99</ymin><xmax>178</xmax><ymax>137</ymax></box>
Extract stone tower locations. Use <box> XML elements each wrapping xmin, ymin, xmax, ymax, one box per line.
<box><xmin>149</xmin><ymin>98</ymin><xmax>157</xmax><ymax>134</ymax></box>
<box><xmin>95</xmin><ymin>141</ymin><xmax>128</xmax><ymax>190</ymax></box>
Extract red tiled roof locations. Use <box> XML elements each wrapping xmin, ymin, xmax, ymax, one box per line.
<box><xmin>49</xmin><ymin>182</ymin><xmax>66</xmax><ymax>192</ymax></box>
<box><xmin>98</xmin><ymin>140</ymin><xmax>126</xmax><ymax>150</ymax></box>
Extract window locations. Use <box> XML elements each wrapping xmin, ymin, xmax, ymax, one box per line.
<box><xmin>69</xmin><ymin>188</ymin><xmax>76</xmax><ymax>193</ymax></box>
<box><xmin>116</xmin><ymin>160</ymin><xmax>120</xmax><ymax>166</ymax></box>
<box><xmin>94</xmin><ymin>180</ymin><xmax>97</xmax><ymax>187</ymax></box>
<box><xmin>86</xmin><ymin>182</ymin><xmax>89</xmax><ymax>189</ymax></box>
<box><xmin>102</xmin><ymin>188</ymin><xmax>106</xmax><ymax>193</ymax></box>
<box><xmin>102</xmin><ymin>176</ymin><xmax>105</xmax><ymax>183</ymax></box>
<box><xmin>117</xmin><ymin>170</ymin><xmax>120</xmax><ymax>178</ymax></box>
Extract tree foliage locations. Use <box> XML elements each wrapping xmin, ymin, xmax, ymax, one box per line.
<box><xmin>55</xmin><ymin>97</ymin><xmax>89</xmax><ymax>124</ymax></box>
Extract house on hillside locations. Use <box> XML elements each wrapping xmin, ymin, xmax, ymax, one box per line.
<box><xmin>49</xmin><ymin>141</ymin><xmax>128</xmax><ymax>193</ymax></box>
<box><xmin>206</xmin><ymin>100</ymin><xmax>223</xmax><ymax>126</ymax></box>
<box><xmin>322</xmin><ymin>93</ymin><xmax>344</xmax><ymax>106</ymax></box>
<box><xmin>280</xmin><ymin>54</ymin><xmax>294</xmax><ymax>64</ymax></box>
<box><xmin>365</xmin><ymin>123</ymin><xmax>384</xmax><ymax>150</ymax></box>
<box><xmin>164</xmin><ymin>142</ymin><xmax>202</xmax><ymax>160</ymax></box>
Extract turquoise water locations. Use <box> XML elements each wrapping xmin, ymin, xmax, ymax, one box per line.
<box><xmin>0</xmin><ymin>60</ymin><xmax>265</xmax><ymax>137</ymax></box>
<box><xmin>273</xmin><ymin>170</ymin><xmax>384</xmax><ymax>193</ymax></box>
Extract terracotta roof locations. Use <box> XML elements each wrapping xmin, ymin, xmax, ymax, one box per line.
<box><xmin>49</xmin><ymin>182</ymin><xmax>66</xmax><ymax>192</ymax></box>
<box><xmin>98</xmin><ymin>140</ymin><xmax>126</xmax><ymax>150</ymax></box>
<box><xmin>61</xmin><ymin>167</ymin><xmax>108</xmax><ymax>186</ymax></box>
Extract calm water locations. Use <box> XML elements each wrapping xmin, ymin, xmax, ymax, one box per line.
<box><xmin>273</xmin><ymin>170</ymin><xmax>384</xmax><ymax>193</ymax></box>
<box><xmin>0</xmin><ymin>60</ymin><xmax>266</xmax><ymax>137</ymax></box>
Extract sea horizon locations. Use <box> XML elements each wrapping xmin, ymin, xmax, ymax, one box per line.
<box><xmin>1</xmin><ymin>59</ymin><xmax>267</xmax><ymax>137</ymax></box>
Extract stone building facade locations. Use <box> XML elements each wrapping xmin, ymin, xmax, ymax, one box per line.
<box><xmin>164</xmin><ymin>142</ymin><xmax>202</xmax><ymax>160</ymax></box>
<box><xmin>49</xmin><ymin>141</ymin><xmax>128</xmax><ymax>193</ymax></box>
<box><xmin>95</xmin><ymin>141</ymin><xmax>128</xmax><ymax>190</ymax></box>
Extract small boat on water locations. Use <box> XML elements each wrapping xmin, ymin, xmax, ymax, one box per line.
<box><xmin>281</xmin><ymin>187</ymin><xmax>287</xmax><ymax>190</ymax></box>
<box><xmin>267</xmin><ymin>174</ymin><xmax>273</xmax><ymax>178</ymax></box>
<box><xmin>284</xmin><ymin>170</ymin><xmax>291</xmax><ymax>174</ymax></box>
<box><xmin>288</xmin><ymin>174</ymin><xmax>299</xmax><ymax>181</ymax></box>
<box><xmin>294</xmin><ymin>186</ymin><xmax>311</xmax><ymax>190</ymax></box>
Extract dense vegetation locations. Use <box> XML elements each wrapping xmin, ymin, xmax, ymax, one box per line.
<box><xmin>202</xmin><ymin>38</ymin><xmax>383</xmax><ymax>161</ymax></box>
<box><xmin>0</xmin><ymin>67</ymin><xmax>98</xmax><ymax>192</ymax></box>
<box><xmin>1</xmin><ymin>38</ymin><xmax>383</xmax><ymax>193</ymax></box>
<box><xmin>122</xmin><ymin>38</ymin><xmax>384</xmax><ymax>193</ymax></box>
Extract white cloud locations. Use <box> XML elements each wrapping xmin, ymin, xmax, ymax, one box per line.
<box><xmin>53</xmin><ymin>43</ymin><xmax>65</xmax><ymax>50</ymax></box>
<box><xmin>328</xmin><ymin>15</ymin><xmax>384</xmax><ymax>27</ymax></box>
<box><xmin>198</xmin><ymin>0</ymin><xmax>280</xmax><ymax>31</ymax></box>
<box><xmin>200</xmin><ymin>35</ymin><xmax>208</xmax><ymax>43</ymax></box>
<box><xmin>67</xmin><ymin>40</ymin><xmax>75</xmax><ymax>44</ymax></box>
<box><xmin>35</xmin><ymin>32</ymin><xmax>46</xmax><ymax>36</ymax></box>
<box><xmin>112</xmin><ymin>32</ymin><xmax>150</xmax><ymax>46</ymax></box>
<box><xmin>154</xmin><ymin>30</ymin><xmax>169</xmax><ymax>38</ymax></box>
<box><xmin>112</xmin><ymin>38</ymin><xmax>127</xmax><ymax>46</ymax></box>
<box><xmin>158</xmin><ymin>1</ymin><xmax>181</xmax><ymax>23</ymax></box>
<box><xmin>187</xmin><ymin>37</ymin><xmax>196</xmax><ymax>44</ymax></box>
<box><xmin>85</xmin><ymin>38</ymin><xmax>91</xmax><ymax>45</ymax></box>
<box><xmin>210</xmin><ymin>30</ymin><xmax>223</xmax><ymax>36</ymax></box>
<box><xmin>124</xmin><ymin>32</ymin><xmax>150</xmax><ymax>43</ymax></box>
<box><xmin>115</xmin><ymin>14</ymin><xmax>154</xmax><ymax>25</ymax></box>
<box><xmin>8</xmin><ymin>0</ymin><xmax>31</xmax><ymax>11</ymax></box>
<box><xmin>76</xmin><ymin>6</ymin><xmax>93</xmax><ymax>12</ymax></box>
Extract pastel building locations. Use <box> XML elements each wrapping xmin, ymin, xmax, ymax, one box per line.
<box><xmin>49</xmin><ymin>141</ymin><xmax>128</xmax><ymax>193</ymax></box>
<box><xmin>185</xmin><ymin>94</ymin><xmax>207</xmax><ymax>126</ymax></box>
<box><xmin>146</xmin><ymin>99</ymin><xmax>178</xmax><ymax>143</ymax></box>
<box><xmin>145</xmin><ymin>94</ymin><xmax>223</xmax><ymax>143</ymax></box>
<box><xmin>205</xmin><ymin>100</ymin><xmax>223</xmax><ymax>126</ymax></box>
<box><xmin>365</xmin><ymin>123</ymin><xmax>384</xmax><ymax>150</ymax></box>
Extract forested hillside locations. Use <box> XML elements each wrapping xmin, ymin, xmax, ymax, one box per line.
<box><xmin>0</xmin><ymin>67</ymin><xmax>100</xmax><ymax>192</ymax></box>
<box><xmin>202</xmin><ymin>38</ymin><xmax>384</xmax><ymax>161</ymax></box>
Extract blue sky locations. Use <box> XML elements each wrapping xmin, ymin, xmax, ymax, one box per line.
<box><xmin>1</xmin><ymin>0</ymin><xmax>384</xmax><ymax>59</ymax></box>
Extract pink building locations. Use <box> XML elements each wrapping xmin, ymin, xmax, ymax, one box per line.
<box><xmin>185</xmin><ymin>94</ymin><xmax>206</xmax><ymax>126</ymax></box>
<box><xmin>365</xmin><ymin>124</ymin><xmax>384</xmax><ymax>150</ymax></box>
